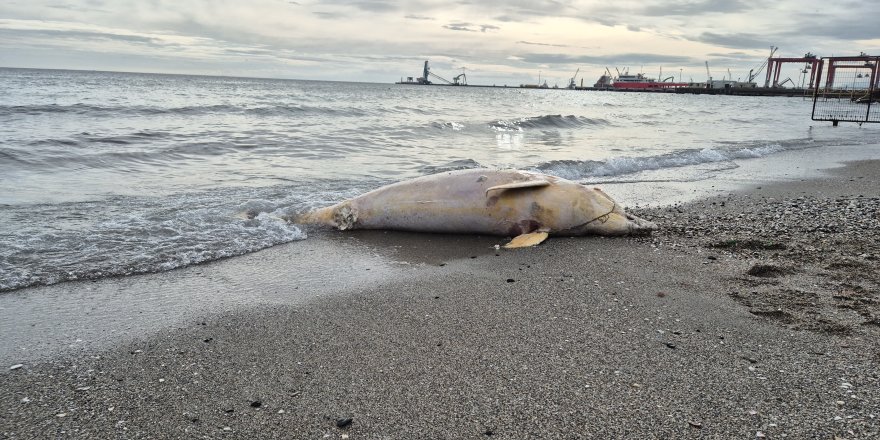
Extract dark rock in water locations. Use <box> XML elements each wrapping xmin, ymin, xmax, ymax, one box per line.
<box><xmin>747</xmin><ymin>264</ymin><xmax>788</xmax><ymax>278</ymax></box>
<box><xmin>485</xmin><ymin>429</ymin><xmax>494</xmax><ymax>436</ymax></box>
<box><xmin>250</xmin><ymin>400</ymin><xmax>262</xmax><ymax>408</ymax></box>
<box><xmin>506</xmin><ymin>278</ymin><xmax>515</xmax><ymax>283</ymax></box>
<box><xmin>336</xmin><ymin>417</ymin><xmax>353</xmax><ymax>428</ymax></box>
<box><xmin>665</xmin><ymin>342</ymin><xmax>677</xmax><ymax>349</ymax></box>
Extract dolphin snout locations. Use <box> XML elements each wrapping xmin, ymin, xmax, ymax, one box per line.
<box><xmin>626</xmin><ymin>213</ymin><xmax>658</xmax><ymax>234</ymax></box>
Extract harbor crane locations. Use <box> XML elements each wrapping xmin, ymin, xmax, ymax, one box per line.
<box><xmin>705</xmin><ymin>61</ymin><xmax>712</xmax><ymax>82</ymax></box>
<box><xmin>748</xmin><ymin>46</ymin><xmax>778</xmax><ymax>83</ymax></box>
<box><xmin>453</xmin><ymin>73</ymin><xmax>467</xmax><ymax>85</ymax></box>
<box><xmin>418</xmin><ymin>60</ymin><xmax>463</xmax><ymax>85</ymax></box>
<box><xmin>568</xmin><ymin>68</ymin><xmax>580</xmax><ymax>89</ymax></box>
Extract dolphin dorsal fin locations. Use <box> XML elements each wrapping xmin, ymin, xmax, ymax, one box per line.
<box><xmin>485</xmin><ymin>179</ymin><xmax>550</xmax><ymax>196</ymax></box>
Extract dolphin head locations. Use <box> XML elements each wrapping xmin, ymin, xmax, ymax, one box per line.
<box><xmin>560</xmin><ymin>185</ymin><xmax>657</xmax><ymax>236</ymax></box>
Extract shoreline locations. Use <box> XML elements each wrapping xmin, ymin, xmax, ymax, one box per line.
<box><xmin>2</xmin><ymin>160</ymin><xmax>880</xmax><ymax>437</ymax></box>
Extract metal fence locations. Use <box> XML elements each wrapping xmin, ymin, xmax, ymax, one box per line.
<box><xmin>811</xmin><ymin>56</ymin><xmax>879</xmax><ymax>124</ymax></box>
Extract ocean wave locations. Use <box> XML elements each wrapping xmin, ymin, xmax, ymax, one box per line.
<box><xmin>490</xmin><ymin>115</ymin><xmax>609</xmax><ymax>131</ymax></box>
<box><xmin>431</xmin><ymin>121</ymin><xmax>465</xmax><ymax>131</ymax></box>
<box><xmin>532</xmin><ymin>144</ymin><xmax>787</xmax><ymax>180</ymax></box>
<box><xmin>0</xmin><ymin>103</ymin><xmax>367</xmax><ymax>118</ymax></box>
<box><xmin>418</xmin><ymin>159</ymin><xmax>485</xmax><ymax>174</ymax></box>
<box><xmin>0</xmin><ymin>196</ymin><xmax>306</xmax><ymax>292</ymax></box>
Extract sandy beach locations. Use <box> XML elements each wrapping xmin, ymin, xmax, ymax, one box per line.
<box><xmin>2</xmin><ymin>161</ymin><xmax>879</xmax><ymax>438</ymax></box>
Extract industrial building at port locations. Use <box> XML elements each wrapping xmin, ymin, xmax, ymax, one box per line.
<box><xmin>396</xmin><ymin>48</ymin><xmax>879</xmax><ymax>99</ymax></box>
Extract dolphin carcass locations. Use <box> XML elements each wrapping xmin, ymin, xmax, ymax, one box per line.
<box><xmin>296</xmin><ymin>169</ymin><xmax>656</xmax><ymax>248</ymax></box>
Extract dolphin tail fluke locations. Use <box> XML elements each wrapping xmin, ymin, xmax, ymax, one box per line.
<box><xmin>291</xmin><ymin>203</ymin><xmax>359</xmax><ymax>230</ymax></box>
<box><xmin>292</xmin><ymin>207</ymin><xmax>335</xmax><ymax>226</ymax></box>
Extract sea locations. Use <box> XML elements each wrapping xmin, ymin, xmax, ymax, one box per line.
<box><xmin>1</xmin><ymin>67</ymin><xmax>878</xmax><ymax>292</ymax></box>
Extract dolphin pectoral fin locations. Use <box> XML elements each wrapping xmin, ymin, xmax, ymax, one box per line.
<box><xmin>485</xmin><ymin>180</ymin><xmax>551</xmax><ymax>196</ymax></box>
<box><xmin>503</xmin><ymin>231</ymin><xmax>549</xmax><ymax>248</ymax></box>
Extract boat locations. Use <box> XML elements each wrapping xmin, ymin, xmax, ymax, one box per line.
<box><xmin>611</xmin><ymin>69</ymin><xmax>689</xmax><ymax>89</ymax></box>
<box><xmin>593</xmin><ymin>68</ymin><xmax>689</xmax><ymax>90</ymax></box>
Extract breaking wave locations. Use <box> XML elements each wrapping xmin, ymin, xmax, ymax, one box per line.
<box><xmin>533</xmin><ymin>144</ymin><xmax>787</xmax><ymax>180</ymax></box>
<box><xmin>0</xmin><ymin>195</ymin><xmax>307</xmax><ymax>292</ymax></box>
<box><xmin>490</xmin><ymin>115</ymin><xmax>609</xmax><ymax>131</ymax></box>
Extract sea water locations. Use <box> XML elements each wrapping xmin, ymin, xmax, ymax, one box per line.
<box><xmin>1</xmin><ymin>67</ymin><xmax>877</xmax><ymax>291</ymax></box>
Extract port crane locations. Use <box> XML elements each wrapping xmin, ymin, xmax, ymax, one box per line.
<box><xmin>748</xmin><ymin>46</ymin><xmax>778</xmax><ymax>83</ymax></box>
<box><xmin>418</xmin><ymin>60</ymin><xmax>466</xmax><ymax>85</ymax></box>
<box><xmin>568</xmin><ymin>68</ymin><xmax>580</xmax><ymax>89</ymax></box>
<box><xmin>705</xmin><ymin>61</ymin><xmax>712</xmax><ymax>82</ymax></box>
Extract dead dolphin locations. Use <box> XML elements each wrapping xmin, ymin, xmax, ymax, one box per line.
<box><xmin>296</xmin><ymin>169</ymin><xmax>656</xmax><ymax>247</ymax></box>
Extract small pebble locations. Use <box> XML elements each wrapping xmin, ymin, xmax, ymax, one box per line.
<box><xmin>336</xmin><ymin>418</ymin><xmax>353</xmax><ymax>428</ymax></box>
<box><xmin>9</xmin><ymin>364</ymin><xmax>23</xmax><ymax>370</ymax></box>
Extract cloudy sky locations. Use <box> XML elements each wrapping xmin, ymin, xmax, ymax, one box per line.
<box><xmin>1</xmin><ymin>0</ymin><xmax>878</xmax><ymax>85</ymax></box>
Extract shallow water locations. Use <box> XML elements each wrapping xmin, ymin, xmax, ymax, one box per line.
<box><xmin>1</xmin><ymin>67</ymin><xmax>878</xmax><ymax>291</ymax></box>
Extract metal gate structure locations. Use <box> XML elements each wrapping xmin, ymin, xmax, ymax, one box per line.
<box><xmin>811</xmin><ymin>55</ymin><xmax>880</xmax><ymax>125</ymax></box>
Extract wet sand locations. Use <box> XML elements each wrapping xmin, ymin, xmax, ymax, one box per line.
<box><xmin>2</xmin><ymin>161</ymin><xmax>879</xmax><ymax>438</ymax></box>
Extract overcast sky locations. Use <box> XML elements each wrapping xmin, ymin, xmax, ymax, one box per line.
<box><xmin>1</xmin><ymin>0</ymin><xmax>878</xmax><ymax>85</ymax></box>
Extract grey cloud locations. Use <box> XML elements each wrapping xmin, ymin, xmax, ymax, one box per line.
<box><xmin>350</xmin><ymin>1</ymin><xmax>397</xmax><ymax>12</ymax></box>
<box><xmin>404</xmin><ymin>14</ymin><xmax>434</xmax><ymax>20</ymax></box>
<box><xmin>786</xmin><ymin>14</ymin><xmax>880</xmax><ymax>41</ymax></box>
<box><xmin>517</xmin><ymin>40</ymin><xmax>569</xmax><ymax>48</ymax></box>
<box><xmin>641</xmin><ymin>0</ymin><xmax>750</xmax><ymax>17</ymax></box>
<box><xmin>443</xmin><ymin>24</ymin><xmax>476</xmax><ymax>32</ymax></box>
<box><xmin>0</xmin><ymin>28</ymin><xmax>160</xmax><ymax>46</ymax></box>
<box><xmin>322</xmin><ymin>0</ymin><xmax>398</xmax><ymax>12</ymax></box>
<box><xmin>706</xmin><ymin>51</ymin><xmax>763</xmax><ymax>60</ymax></box>
<box><xmin>313</xmin><ymin>11</ymin><xmax>345</xmax><ymax>19</ymax></box>
<box><xmin>694</xmin><ymin>32</ymin><xmax>768</xmax><ymax>49</ymax></box>
<box><xmin>442</xmin><ymin>21</ymin><xmax>498</xmax><ymax>33</ymax></box>
<box><xmin>520</xmin><ymin>52</ymin><xmax>696</xmax><ymax>66</ymax></box>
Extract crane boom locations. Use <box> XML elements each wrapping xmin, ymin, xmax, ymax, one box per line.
<box><xmin>748</xmin><ymin>47</ymin><xmax>777</xmax><ymax>82</ymax></box>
